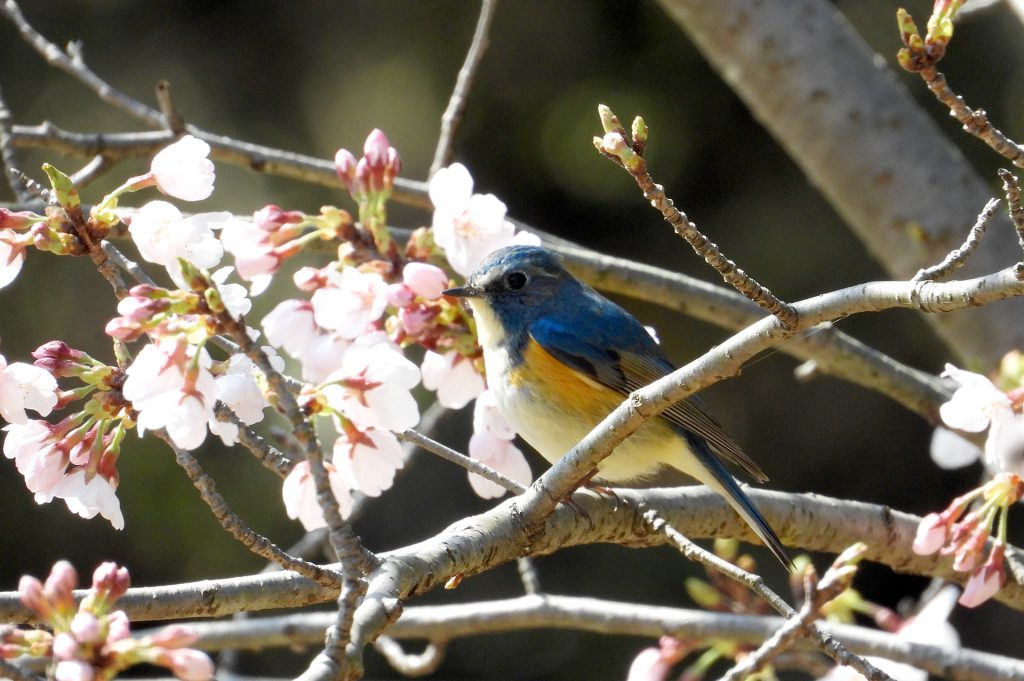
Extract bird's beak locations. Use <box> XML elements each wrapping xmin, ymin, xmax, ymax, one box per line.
<box><xmin>443</xmin><ymin>285</ymin><xmax>482</xmax><ymax>298</ymax></box>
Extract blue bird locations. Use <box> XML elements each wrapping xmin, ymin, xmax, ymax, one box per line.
<box><xmin>444</xmin><ymin>245</ymin><xmax>789</xmax><ymax>567</ymax></box>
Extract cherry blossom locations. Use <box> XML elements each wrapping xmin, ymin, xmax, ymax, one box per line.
<box><xmin>912</xmin><ymin>513</ymin><xmax>947</xmax><ymax>555</ymax></box>
<box><xmin>149</xmin><ymin>135</ymin><xmax>215</xmax><ymax>202</ymax></box>
<box><xmin>262</xmin><ymin>299</ymin><xmax>320</xmax><ymax>358</ymax></box>
<box><xmin>0</xmin><ymin>228</ymin><xmax>26</xmax><ymax>289</ymax></box>
<box><xmin>210</xmin><ymin>267</ymin><xmax>252</xmax><ymax>320</ymax></box>
<box><xmin>932</xmin><ymin>364</ymin><xmax>1024</xmax><ymax>475</ymax></box>
<box><xmin>311</xmin><ymin>267</ymin><xmax>389</xmax><ymax>339</ymax></box>
<box><xmin>122</xmin><ymin>339</ymin><xmax>218</xmax><ymax>450</ymax></box>
<box><xmin>51</xmin><ymin>470</ymin><xmax>124</xmax><ymax>530</ymax></box>
<box><xmin>207</xmin><ymin>355</ymin><xmax>269</xmax><ymax>446</ymax></box>
<box><xmin>322</xmin><ymin>343</ymin><xmax>420</xmax><ymax>431</ymax></box>
<box><xmin>472</xmin><ymin>389</ymin><xmax>516</xmax><ymax>440</ymax></box>
<box><xmin>402</xmin><ymin>262</ymin><xmax>449</xmax><ymax>300</ymax></box>
<box><xmin>332</xmin><ymin>427</ymin><xmax>404</xmax><ymax>496</ymax></box>
<box><xmin>3</xmin><ymin>419</ymin><xmax>67</xmax><ymax>498</ymax></box>
<box><xmin>467</xmin><ymin>430</ymin><xmax>532</xmax><ymax>499</ymax></box>
<box><xmin>127</xmin><ymin>202</ymin><xmax>225</xmax><ymax>288</ymax></box>
<box><xmin>421</xmin><ymin>350</ymin><xmax>485</xmax><ymax>409</ymax></box>
<box><xmin>625</xmin><ymin>637</ymin><xmax>690</xmax><ymax>681</ymax></box>
<box><xmin>281</xmin><ymin>460</ymin><xmax>353</xmax><ymax>530</ymax></box>
<box><xmin>429</xmin><ymin>163</ymin><xmax>518</xmax><ymax>277</ymax></box>
<box><xmin>0</xmin><ymin>354</ymin><xmax>58</xmax><ymax>424</ymax></box>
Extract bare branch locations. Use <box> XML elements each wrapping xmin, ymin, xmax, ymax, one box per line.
<box><xmin>913</xmin><ymin>198</ymin><xmax>999</xmax><ymax>282</ymax></box>
<box><xmin>397</xmin><ymin>428</ymin><xmax>525</xmax><ymax>494</ymax></box>
<box><xmin>165</xmin><ymin>434</ymin><xmax>340</xmax><ymax>589</ymax></box>
<box><xmin>429</xmin><ymin>0</ymin><xmax>499</xmax><ymax>177</ymax></box>
<box><xmin>180</xmin><ymin>596</ymin><xmax>1024</xmax><ymax>681</ymax></box>
<box><xmin>10</xmin><ymin>122</ymin><xmax>431</xmax><ymax>210</ymax></box>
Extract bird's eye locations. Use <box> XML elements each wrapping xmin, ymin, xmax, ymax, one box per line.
<box><xmin>506</xmin><ymin>271</ymin><xmax>528</xmax><ymax>290</ymax></box>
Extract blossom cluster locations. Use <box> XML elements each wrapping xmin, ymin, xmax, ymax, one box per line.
<box><xmin>5</xmin><ymin>561</ymin><xmax>214</xmax><ymax>681</ymax></box>
<box><xmin>270</xmin><ymin>139</ymin><xmax>536</xmax><ymax>529</ymax></box>
<box><xmin>913</xmin><ymin>360</ymin><xmax>1024</xmax><ymax>607</ymax></box>
<box><xmin>0</xmin><ymin>130</ymin><xmax>538</xmax><ymax>536</ymax></box>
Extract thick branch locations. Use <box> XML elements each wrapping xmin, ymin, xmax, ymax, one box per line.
<box><xmin>3</xmin><ymin>487</ymin><xmax>1023</xmax><ymax>625</ymax></box>
<box><xmin>181</xmin><ymin>596</ymin><xmax>1023</xmax><ymax>681</ymax></box>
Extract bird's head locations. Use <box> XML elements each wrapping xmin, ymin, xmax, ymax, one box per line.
<box><xmin>444</xmin><ymin>245</ymin><xmax>573</xmax><ymax>348</ymax></box>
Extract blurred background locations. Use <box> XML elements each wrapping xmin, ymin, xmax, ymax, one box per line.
<box><xmin>0</xmin><ymin>0</ymin><xmax>1021</xmax><ymax>678</ymax></box>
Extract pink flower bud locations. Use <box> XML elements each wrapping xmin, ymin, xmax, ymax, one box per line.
<box><xmin>0</xmin><ymin>208</ymin><xmax>38</xmax><ymax>230</ymax></box>
<box><xmin>104</xmin><ymin>318</ymin><xmax>142</xmax><ymax>342</ymax></box>
<box><xmin>386</xmin><ymin>146</ymin><xmax>401</xmax><ymax>178</ymax></box>
<box><xmin>959</xmin><ymin>544</ymin><xmax>1006</xmax><ymax>608</ymax></box>
<box><xmin>912</xmin><ymin>512</ymin><xmax>947</xmax><ymax>555</ymax></box>
<box><xmin>164</xmin><ymin>648</ymin><xmax>215</xmax><ymax>681</ymax></box>
<box><xmin>52</xmin><ymin>632</ymin><xmax>80</xmax><ymax>660</ymax></box>
<box><xmin>106</xmin><ymin>610</ymin><xmax>131</xmax><ymax>642</ymax></box>
<box><xmin>293</xmin><ymin>266</ymin><xmax>327</xmax><ymax>292</ymax></box>
<box><xmin>92</xmin><ymin>562</ymin><xmax>130</xmax><ymax>601</ymax></box>
<box><xmin>70</xmin><ymin>613</ymin><xmax>101</xmax><ymax>645</ymax></box>
<box><xmin>44</xmin><ymin>561</ymin><xmax>78</xmax><ymax>607</ymax></box>
<box><xmin>18</xmin><ymin>575</ymin><xmax>48</xmax><ymax>617</ymax></box>
<box><xmin>402</xmin><ymin>262</ymin><xmax>448</xmax><ymax>300</ymax></box>
<box><xmin>32</xmin><ymin>342</ymin><xmax>87</xmax><ymax>377</ymax></box>
<box><xmin>363</xmin><ymin>129</ymin><xmax>390</xmax><ymax>168</ymax></box>
<box><xmin>55</xmin><ymin>660</ymin><xmax>94</xmax><ymax>681</ymax></box>
<box><xmin>399</xmin><ymin>306</ymin><xmax>433</xmax><ymax>336</ymax></box>
<box><xmin>386</xmin><ymin>283</ymin><xmax>415</xmax><ymax>308</ymax></box>
<box><xmin>148</xmin><ymin>624</ymin><xmax>198</xmax><ymax>648</ymax></box>
<box><xmin>253</xmin><ymin>204</ymin><xmax>303</xmax><ymax>232</ymax></box>
<box><xmin>335</xmin><ymin>149</ymin><xmax>357</xmax><ymax>193</ymax></box>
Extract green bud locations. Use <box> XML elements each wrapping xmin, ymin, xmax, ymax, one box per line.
<box><xmin>896</xmin><ymin>8</ymin><xmax>920</xmax><ymax>46</ymax></box>
<box><xmin>631</xmin><ymin>116</ymin><xmax>648</xmax><ymax>155</ymax></box>
<box><xmin>598</xmin><ymin>104</ymin><xmax>626</xmax><ymax>136</ymax></box>
<box><xmin>41</xmin><ymin>163</ymin><xmax>81</xmax><ymax>218</ymax></box>
<box><xmin>684</xmin><ymin>577</ymin><xmax>722</xmax><ymax>610</ymax></box>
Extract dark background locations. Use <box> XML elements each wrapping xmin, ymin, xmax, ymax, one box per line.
<box><xmin>0</xmin><ymin>1</ymin><xmax>1021</xmax><ymax>678</ymax></box>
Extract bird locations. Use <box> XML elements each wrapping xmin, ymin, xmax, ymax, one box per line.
<box><xmin>443</xmin><ymin>244</ymin><xmax>790</xmax><ymax>567</ymax></box>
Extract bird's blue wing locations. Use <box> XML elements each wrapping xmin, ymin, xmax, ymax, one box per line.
<box><xmin>530</xmin><ymin>284</ymin><xmax>768</xmax><ymax>483</ymax></box>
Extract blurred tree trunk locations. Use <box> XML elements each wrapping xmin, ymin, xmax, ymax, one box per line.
<box><xmin>658</xmin><ymin>0</ymin><xmax>1023</xmax><ymax>368</ymax></box>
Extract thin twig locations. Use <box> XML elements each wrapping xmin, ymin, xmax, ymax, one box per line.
<box><xmin>645</xmin><ymin>511</ymin><xmax>892</xmax><ymax>681</ymax></box>
<box><xmin>213</xmin><ymin>403</ymin><xmax>294</xmax><ymax>479</ymax></box>
<box><xmin>516</xmin><ymin>558</ymin><xmax>542</xmax><ymax>595</ymax></box>
<box><xmin>397</xmin><ymin>428</ymin><xmax>525</xmax><ymax>494</ymax></box>
<box><xmin>99</xmin><ymin>240</ymin><xmax>156</xmax><ymax>286</ymax></box>
<box><xmin>998</xmin><ymin>169</ymin><xmax>1024</xmax><ymax>254</ymax></box>
<box><xmin>913</xmin><ymin>197</ymin><xmax>999</xmax><ymax>282</ymax></box>
<box><xmin>69</xmin><ymin>154</ymin><xmax>113</xmax><ymax>188</ymax></box>
<box><xmin>918</xmin><ymin>65</ymin><xmax>1024</xmax><ymax>167</ymax></box>
<box><xmin>155</xmin><ymin>80</ymin><xmax>185</xmax><ymax>134</ymax></box>
<box><xmin>428</xmin><ymin>0</ymin><xmax>499</xmax><ymax>177</ymax></box>
<box><xmin>372</xmin><ymin>636</ymin><xmax>447</xmax><ymax>677</ymax></box>
<box><xmin>0</xmin><ymin>81</ymin><xmax>32</xmax><ymax>203</ymax></box>
<box><xmin>594</xmin><ymin>109</ymin><xmax>798</xmax><ymax>328</ymax></box>
<box><xmin>720</xmin><ymin>552</ymin><xmax>862</xmax><ymax>681</ymax></box>
<box><xmin>0</xmin><ymin>1</ymin><xmax>164</xmax><ymax>127</ymax></box>
<box><xmin>10</xmin><ymin>122</ymin><xmax>431</xmax><ymax>209</ymax></box>
<box><xmin>165</xmin><ymin>434</ymin><xmax>341</xmax><ymax>589</ymax></box>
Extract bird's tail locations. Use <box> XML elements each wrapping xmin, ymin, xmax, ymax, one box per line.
<box><xmin>684</xmin><ymin>434</ymin><xmax>792</xmax><ymax>570</ymax></box>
